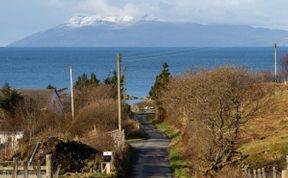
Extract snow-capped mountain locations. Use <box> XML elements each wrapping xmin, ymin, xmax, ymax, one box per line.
<box><xmin>8</xmin><ymin>15</ymin><xmax>288</xmax><ymax>47</ymax></box>
<box><xmin>65</xmin><ymin>15</ymin><xmax>136</xmax><ymax>28</ymax></box>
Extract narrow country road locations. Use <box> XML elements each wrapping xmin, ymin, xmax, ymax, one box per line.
<box><xmin>128</xmin><ymin>113</ymin><xmax>173</xmax><ymax>178</ymax></box>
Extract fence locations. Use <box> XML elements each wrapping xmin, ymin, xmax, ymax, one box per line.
<box><xmin>243</xmin><ymin>155</ymin><xmax>288</xmax><ymax>178</ymax></box>
<box><xmin>0</xmin><ymin>154</ymin><xmax>53</xmax><ymax>178</ymax></box>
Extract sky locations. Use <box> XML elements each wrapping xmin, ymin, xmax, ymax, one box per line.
<box><xmin>0</xmin><ymin>0</ymin><xmax>288</xmax><ymax>46</ymax></box>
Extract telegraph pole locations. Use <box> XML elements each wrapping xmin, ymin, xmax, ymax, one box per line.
<box><xmin>70</xmin><ymin>65</ymin><xmax>75</xmax><ymax>119</ymax></box>
<box><xmin>274</xmin><ymin>43</ymin><xmax>277</xmax><ymax>82</ymax></box>
<box><xmin>123</xmin><ymin>65</ymin><xmax>127</xmax><ymax>103</ymax></box>
<box><xmin>117</xmin><ymin>53</ymin><xmax>122</xmax><ymax>132</ymax></box>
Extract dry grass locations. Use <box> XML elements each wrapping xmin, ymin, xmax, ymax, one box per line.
<box><xmin>69</xmin><ymin>99</ymin><xmax>118</xmax><ymax>137</ymax></box>
<box><xmin>214</xmin><ymin>166</ymin><xmax>247</xmax><ymax>178</ymax></box>
<box><xmin>238</xmin><ymin>83</ymin><xmax>288</xmax><ymax>169</ymax></box>
<box><xmin>0</xmin><ymin>83</ymin><xmax>134</xmax><ymax>154</ymax></box>
<box><xmin>152</xmin><ymin>66</ymin><xmax>288</xmax><ymax>177</ymax></box>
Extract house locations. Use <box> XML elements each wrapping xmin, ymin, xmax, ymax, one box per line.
<box><xmin>0</xmin><ymin>131</ymin><xmax>24</xmax><ymax>149</ymax></box>
<box><xmin>18</xmin><ymin>89</ymin><xmax>65</xmax><ymax>115</ymax></box>
<box><xmin>0</xmin><ymin>89</ymin><xmax>67</xmax><ymax>148</ymax></box>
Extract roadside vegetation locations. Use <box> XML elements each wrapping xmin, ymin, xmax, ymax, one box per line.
<box><xmin>0</xmin><ymin>70</ymin><xmax>138</xmax><ymax>177</ymax></box>
<box><xmin>150</xmin><ymin>116</ymin><xmax>190</xmax><ymax>178</ymax></box>
<box><xmin>149</xmin><ymin>61</ymin><xmax>288</xmax><ymax>177</ymax></box>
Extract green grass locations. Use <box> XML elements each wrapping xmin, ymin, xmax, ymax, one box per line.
<box><xmin>126</xmin><ymin>138</ymin><xmax>145</xmax><ymax>142</ymax></box>
<box><xmin>239</xmin><ymin>134</ymin><xmax>288</xmax><ymax>169</ymax></box>
<box><xmin>155</xmin><ymin>123</ymin><xmax>179</xmax><ymax>139</ymax></box>
<box><xmin>151</xmin><ymin>119</ymin><xmax>190</xmax><ymax>178</ymax></box>
<box><xmin>169</xmin><ymin>144</ymin><xmax>190</xmax><ymax>178</ymax></box>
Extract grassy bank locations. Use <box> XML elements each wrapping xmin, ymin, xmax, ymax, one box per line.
<box><xmin>150</xmin><ymin>118</ymin><xmax>190</xmax><ymax>178</ymax></box>
<box><xmin>238</xmin><ymin>83</ymin><xmax>288</xmax><ymax>169</ymax></box>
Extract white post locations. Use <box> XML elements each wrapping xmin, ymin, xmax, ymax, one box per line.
<box><xmin>70</xmin><ymin>65</ymin><xmax>75</xmax><ymax>119</ymax></box>
<box><xmin>282</xmin><ymin>170</ymin><xmax>287</xmax><ymax>178</ymax></box>
<box><xmin>13</xmin><ymin>158</ymin><xmax>18</xmax><ymax>178</ymax></box>
<box><xmin>46</xmin><ymin>154</ymin><xmax>52</xmax><ymax>178</ymax></box>
<box><xmin>253</xmin><ymin>169</ymin><xmax>257</xmax><ymax>178</ymax></box>
<box><xmin>275</xmin><ymin>43</ymin><xmax>277</xmax><ymax>82</ymax></box>
<box><xmin>286</xmin><ymin>155</ymin><xmax>288</xmax><ymax>170</ymax></box>
<box><xmin>262</xmin><ymin>168</ymin><xmax>266</xmax><ymax>178</ymax></box>
<box><xmin>257</xmin><ymin>168</ymin><xmax>261</xmax><ymax>178</ymax></box>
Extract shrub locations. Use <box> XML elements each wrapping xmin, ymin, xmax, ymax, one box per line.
<box><xmin>156</xmin><ymin>66</ymin><xmax>264</xmax><ymax>176</ymax></box>
<box><xmin>69</xmin><ymin>99</ymin><xmax>118</xmax><ymax>137</ymax></box>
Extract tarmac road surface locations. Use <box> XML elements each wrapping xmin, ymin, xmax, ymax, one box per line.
<box><xmin>128</xmin><ymin>113</ymin><xmax>173</xmax><ymax>178</ymax></box>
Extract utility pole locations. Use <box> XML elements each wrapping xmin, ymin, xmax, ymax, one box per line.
<box><xmin>274</xmin><ymin>43</ymin><xmax>277</xmax><ymax>82</ymax></box>
<box><xmin>123</xmin><ymin>65</ymin><xmax>127</xmax><ymax>103</ymax></box>
<box><xmin>70</xmin><ymin>65</ymin><xmax>75</xmax><ymax>119</ymax></box>
<box><xmin>117</xmin><ymin>53</ymin><xmax>122</xmax><ymax>132</ymax></box>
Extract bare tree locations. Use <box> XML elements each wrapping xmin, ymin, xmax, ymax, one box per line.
<box><xmin>160</xmin><ymin>66</ymin><xmax>264</xmax><ymax>176</ymax></box>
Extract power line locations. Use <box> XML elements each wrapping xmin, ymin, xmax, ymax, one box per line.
<box><xmin>122</xmin><ymin>47</ymin><xmax>216</xmax><ymax>62</ymax></box>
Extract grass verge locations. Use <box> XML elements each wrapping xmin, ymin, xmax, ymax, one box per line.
<box><xmin>239</xmin><ymin>134</ymin><xmax>288</xmax><ymax>169</ymax></box>
<box><xmin>150</xmin><ymin>117</ymin><xmax>190</xmax><ymax>178</ymax></box>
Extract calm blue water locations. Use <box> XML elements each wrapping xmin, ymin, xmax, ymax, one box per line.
<box><xmin>0</xmin><ymin>47</ymin><xmax>287</xmax><ymax>98</ymax></box>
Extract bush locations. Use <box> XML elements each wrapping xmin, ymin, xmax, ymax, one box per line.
<box><xmin>69</xmin><ymin>99</ymin><xmax>118</xmax><ymax>137</ymax></box>
<box><xmin>74</xmin><ymin>84</ymin><xmax>117</xmax><ymax>110</ymax></box>
<box><xmin>155</xmin><ymin>66</ymin><xmax>264</xmax><ymax>176</ymax></box>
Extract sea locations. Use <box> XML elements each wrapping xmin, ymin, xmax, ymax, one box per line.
<box><xmin>0</xmin><ymin>47</ymin><xmax>287</xmax><ymax>100</ymax></box>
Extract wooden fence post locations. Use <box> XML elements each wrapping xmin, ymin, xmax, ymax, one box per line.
<box><xmin>262</xmin><ymin>168</ymin><xmax>266</xmax><ymax>178</ymax></box>
<box><xmin>244</xmin><ymin>165</ymin><xmax>248</xmax><ymax>174</ymax></box>
<box><xmin>253</xmin><ymin>169</ymin><xmax>257</xmax><ymax>178</ymax></box>
<box><xmin>46</xmin><ymin>154</ymin><xmax>52</xmax><ymax>178</ymax></box>
<box><xmin>12</xmin><ymin>157</ymin><xmax>18</xmax><ymax>178</ymax></box>
<box><xmin>282</xmin><ymin>170</ymin><xmax>287</xmax><ymax>178</ymax></box>
<box><xmin>37</xmin><ymin>160</ymin><xmax>41</xmax><ymax>178</ymax></box>
<box><xmin>286</xmin><ymin>155</ymin><xmax>288</xmax><ymax>170</ymax></box>
<box><xmin>273</xmin><ymin>166</ymin><xmax>277</xmax><ymax>178</ymax></box>
<box><xmin>248</xmin><ymin>168</ymin><xmax>252</xmax><ymax>178</ymax></box>
<box><xmin>257</xmin><ymin>168</ymin><xmax>261</xmax><ymax>178</ymax></box>
<box><xmin>24</xmin><ymin>161</ymin><xmax>28</xmax><ymax>178</ymax></box>
<box><xmin>53</xmin><ymin>165</ymin><xmax>61</xmax><ymax>178</ymax></box>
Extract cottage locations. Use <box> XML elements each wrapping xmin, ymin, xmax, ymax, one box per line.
<box><xmin>0</xmin><ymin>131</ymin><xmax>24</xmax><ymax>149</ymax></box>
<box><xmin>18</xmin><ymin>89</ymin><xmax>65</xmax><ymax>115</ymax></box>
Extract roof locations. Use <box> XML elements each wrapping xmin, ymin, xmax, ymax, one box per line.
<box><xmin>18</xmin><ymin>89</ymin><xmax>58</xmax><ymax>111</ymax></box>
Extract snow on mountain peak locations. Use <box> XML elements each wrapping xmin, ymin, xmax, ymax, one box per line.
<box><xmin>66</xmin><ymin>15</ymin><xmax>136</xmax><ymax>28</ymax></box>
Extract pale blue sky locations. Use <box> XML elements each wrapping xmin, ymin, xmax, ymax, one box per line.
<box><xmin>0</xmin><ymin>0</ymin><xmax>288</xmax><ymax>46</ymax></box>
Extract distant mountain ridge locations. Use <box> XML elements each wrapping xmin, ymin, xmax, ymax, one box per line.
<box><xmin>9</xmin><ymin>15</ymin><xmax>288</xmax><ymax>47</ymax></box>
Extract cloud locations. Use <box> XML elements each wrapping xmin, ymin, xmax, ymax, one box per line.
<box><xmin>58</xmin><ymin>0</ymin><xmax>288</xmax><ymax>29</ymax></box>
<box><xmin>50</xmin><ymin>0</ymin><xmax>64</xmax><ymax>7</ymax></box>
<box><xmin>75</xmin><ymin>0</ymin><xmax>163</xmax><ymax>19</ymax></box>
<box><xmin>77</xmin><ymin>0</ymin><xmax>138</xmax><ymax>16</ymax></box>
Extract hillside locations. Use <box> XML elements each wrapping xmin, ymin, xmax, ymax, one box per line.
<box><xmin>8</xmin><ymin>15</ymin><xmax>288</xmax><ymax>47</ymax></box>
<box><xmin>146</xmin><ymin>65</ymin><xmax>288</xmax><ymax>177</ymax></box>
<box><xmin>239</xmin><ymin>83</ymin><xmax>288</xmax><ymax>168</ymax></box>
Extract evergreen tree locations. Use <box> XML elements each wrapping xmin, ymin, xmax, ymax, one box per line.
<box><xmin>75</xmin><ymin>72</ymin><xmax>101</xmax><ymax>89</ymax></box>
<box><xmin>149</xmin><ymin>62</ymin><xmax>170</xmax><ymax>100</ymax></box>
<box><xmin>104</xmin><ymin>71</ymin><xmax>118</xmax><ymax>86</ymax></box>
<box><xmin>47</xmin><ymin>84</ymin><xmax>56</xmax><ymax>90</ymax></box>
<box><xmin>0</xmin><ymin>82</ymin><xmax>23</xmax><ymax>112</ymax></box>
<box><xmin>75</xmin><ymin>73</ymin><xmax>89</xmax><ymax>89</ymax></box>
<box><xmin>90</xmin><ymin>72</ymin><xmax>100</xmax><ymax>86</ymax></box>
